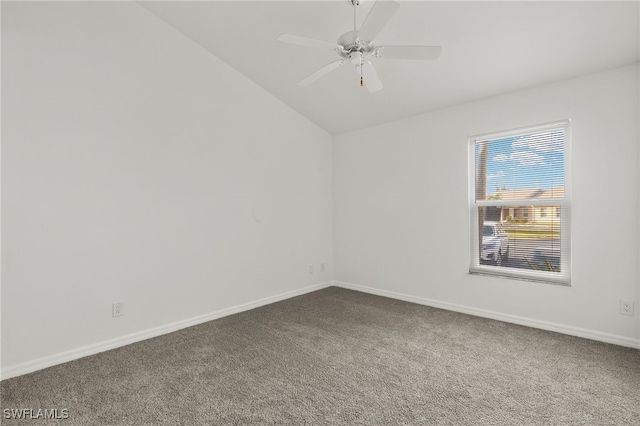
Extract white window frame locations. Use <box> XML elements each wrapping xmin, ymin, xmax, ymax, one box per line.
<box><xmin>468</xmin><ymin>120</ymin><xmax>571</xmax><ymax>285</ymax></box>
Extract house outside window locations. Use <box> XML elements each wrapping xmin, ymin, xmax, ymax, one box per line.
<box><xmin>468</xmin><ymin>120</ymin><xmax>571</xmax><ymax>284</ymax></box>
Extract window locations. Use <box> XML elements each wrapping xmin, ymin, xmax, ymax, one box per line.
<box><xmin>468</xmin><ymin>120</ymin><xmax>570</xmax><ymax>284</ymax></box>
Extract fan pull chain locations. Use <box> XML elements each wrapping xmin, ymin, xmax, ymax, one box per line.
<box><xmin>360</xmin><ymin>57</ymin><xmax>364</xmax><ymax>87</ymax></box>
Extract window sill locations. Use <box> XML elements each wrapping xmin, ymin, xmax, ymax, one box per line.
<box><xmin>468</xmin><ymin>267</ymin><xmax>571</xmax><ymax>286</ymax></box>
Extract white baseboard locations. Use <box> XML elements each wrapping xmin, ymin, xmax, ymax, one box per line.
<box><xmin>4</xmin><ymin>279</ymin><xmax>635</xmax><ymax>380</ymax></box>
<box><xmin>333</xmin><ymin>280</ymin><xmax>640</xmax><ymax>350</ymax></box>
<box><xmin>1</xmin><ymin>282</ymin><xmax>333</xmax><ymax>381</ymax></box>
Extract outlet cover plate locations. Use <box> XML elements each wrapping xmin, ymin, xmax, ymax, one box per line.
<box><xmin>112</xmin><ymin>302</ymin><xmax>124</xmax><ymax>317</ymax></box>
<box><xmin>620</xmin><ymin>300</ymin><xmax>634</xmax><ymax>316</ymax></box>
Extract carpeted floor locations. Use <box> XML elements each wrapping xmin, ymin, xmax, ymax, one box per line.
<box><xmin>1</xmin><ymin>287</ymin><xmax>639</xmax><ymax>425</ymax></box>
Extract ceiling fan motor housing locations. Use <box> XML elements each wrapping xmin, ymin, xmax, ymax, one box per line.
<box><xmin>337</xmin><ymin>30</ymin><xmax>374</xmax><ymax>60</ymax></box>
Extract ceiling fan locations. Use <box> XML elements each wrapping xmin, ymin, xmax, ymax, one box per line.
<box><xmin>277</xmin><ymin>0</ymin><xmax>442</xmax><ymax>92</ymax></box>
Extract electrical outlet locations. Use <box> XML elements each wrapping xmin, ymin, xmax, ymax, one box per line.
<box><xmin>308</xmin><ymin>265</ymin><xmax>314</xmax><ymax>274</ymax></box>
<box><xmin>112</xmin><ymin>301</ymin><xmax>124</xmax><ymax>317</ymax></box>
<box><xmin>620</xmin><ymin>300</ymin><xmax>634</xmax><ymax>316</ymax></box>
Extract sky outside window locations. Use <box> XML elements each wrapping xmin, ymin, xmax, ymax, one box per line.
<box><xmin>476</xmin><ymin>128</ymin><xmax>565</xmax><ymax>197</ymax></box>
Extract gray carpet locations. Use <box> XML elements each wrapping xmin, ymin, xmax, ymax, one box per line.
<box><xmin>1</xmin><ymin>287</ymin><xmax>639</xmax><ymax>425</ymax></box>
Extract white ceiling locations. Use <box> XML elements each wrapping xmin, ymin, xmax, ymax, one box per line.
<box><xmin>140</xmin><ymin>1</ymin><xmax>640</xmax><ymax>135</ymax></box>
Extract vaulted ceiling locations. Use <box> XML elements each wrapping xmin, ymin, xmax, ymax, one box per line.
<box><xmin>140</xmin><ymin>1</ymin><xmax>640</xmax><ymax>134</ymax></box>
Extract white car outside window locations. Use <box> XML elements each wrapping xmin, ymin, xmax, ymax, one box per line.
<box><xmin>481</xmin><ymin>221</ymin><xmax>509</xmax><ymax>266</ymax></box>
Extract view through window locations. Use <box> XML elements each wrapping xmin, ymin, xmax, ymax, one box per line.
<box><xmin>469</xmin><ymin>121</ymin><xmax>570</xmax><ymax>284</ymax></box>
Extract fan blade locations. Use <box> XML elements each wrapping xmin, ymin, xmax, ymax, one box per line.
<box><xmin>356</xmin><ymin>62</ymin><xmax>383</xmax><ymax>93</ymax></box>
<box><xmin>298</xmin><ymin>60</ymin><xmax>346</xmax><ymax>86</ymax></box>
<box><xmin>277</xmin><ymin>34</ymin><xmax>340</xmax><ymax>51</ymax></box>
<box><xmin>358</xmin><ymin>0</ymin><xmax>400</xmax><ymax>42</ymax></box>
<box><xmin>376</xmin><ymin>45</ymin><xmax>442</xmax><ymax>61</ymax></box>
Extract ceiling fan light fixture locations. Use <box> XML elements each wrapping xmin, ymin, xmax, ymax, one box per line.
<box><xmin>349</xmin><ymin>51</ymin><xmax>363</xmax><ymax>64</ymax></box>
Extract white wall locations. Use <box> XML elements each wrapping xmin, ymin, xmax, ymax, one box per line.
<box><xmin>1</xmin><ymin>2</ymin><xmax>333</xmax><ymax>375</ymax></box>
<box><xmin>334</xmin><ymin>64</ymin><xmax>640</xmax><ymax>347</ymax></box>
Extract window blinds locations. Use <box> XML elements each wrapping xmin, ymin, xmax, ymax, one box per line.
<box><xmin>469</xmin><ymin>120</ymin><xmax>570</xmax><ymax>284</ymax></box>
